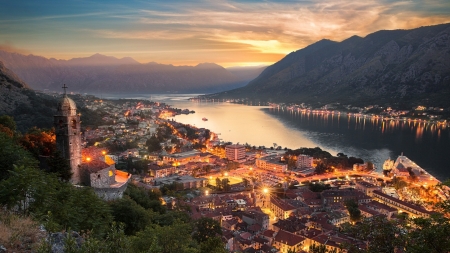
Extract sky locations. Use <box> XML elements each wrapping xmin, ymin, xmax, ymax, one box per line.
<box><xmin>1</xmin><ymin>0</ymin><xmax>450</xmax><ymax>67</ymax></box>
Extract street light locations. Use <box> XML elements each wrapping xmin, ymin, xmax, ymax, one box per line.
<box><xmin>263</xmin><ymin>188</ymin><xmax>268</xmax><ymax>194</ymax></box>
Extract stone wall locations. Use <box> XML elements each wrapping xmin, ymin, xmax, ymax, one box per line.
<box><xmin>93</xmin><ymin>182</ymin><xmax>129</xmax><ymax>201</ymax></box>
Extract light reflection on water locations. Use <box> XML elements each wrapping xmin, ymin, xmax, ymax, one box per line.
<box><xmin>99</xmin><ymin>93</ymin><xmax>450</xmax><ymax>181</ymax></box>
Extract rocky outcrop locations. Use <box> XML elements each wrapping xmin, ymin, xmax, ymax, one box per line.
<box><xmin>211</xmin><ymin>23</ymin><xmax>450</xmax><ymax>107</ymax></box>
<box><xmin>0</xmin><ymin>61</ymin><xmax>30</xmax><ymax>114</ymax></box>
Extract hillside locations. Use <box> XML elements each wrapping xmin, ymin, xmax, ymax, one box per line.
<box><xmin>0</xmin><ymin>52</ymin><xmax>263</xmax><ymax>94</ymax></box>
<box><xmin>209</xmin><ymin>23</ymin><xmax>450</xmax><ymax>108</ymax></box>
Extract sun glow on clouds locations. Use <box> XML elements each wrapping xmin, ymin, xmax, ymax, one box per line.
<box><xmin>1</xmin><ymin>0</ymin><xmax>450</xmax><ymax>66</ymax></box>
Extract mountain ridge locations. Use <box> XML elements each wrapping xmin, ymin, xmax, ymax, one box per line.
<box><xmin>0</xmin><ymin>52</ymin><xmax>265</xmax><ymax>94</ymax></box>
<box><xmin>209</xmin><ymin>23</ymin><xmax>450</xmax><ymax>108</ymax></box>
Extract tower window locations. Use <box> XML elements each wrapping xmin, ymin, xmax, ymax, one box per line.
<box><xmin>71</xmin><ymin>119</ymin><xmax>77</xmax><ymax>129</ymax></box>
<box><xmin>59</xmin><ymin>120</ymin><xmax>64</xmax><ymax>129</ymax></box>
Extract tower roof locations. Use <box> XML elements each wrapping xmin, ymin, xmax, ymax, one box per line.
<box><xmin>57</xmin><ymin>94</ymin><xmax>77</xmax><ymax>116</ymax></box>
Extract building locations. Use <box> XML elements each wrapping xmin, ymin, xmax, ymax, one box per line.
<box><xmin>148</xmin><ymin>163</ymin><xmax>176</xmax><ymax>178</ymax></box>
<box><xmin>80</xmin><ymin>160</ymin><xmax>131</xmax><ymax>201</ymax></box>
<box><xmin>154</xmin><ymin>175</ymin><xmax>207</xmax><ymax>190</ymax></box>
<box><xmin>273</xmin><ymin>230</ymin><xmax>306</xmax><ymax>253</ymax></box>
<box><xmin>270</xmin><ymin>197</ymin><xmax>297</xmax><ymax>220</ymax></box>
<box><xmin>256</xmin><ymin>155</ymin><xmax>287</xmax><ymax>172</ymax></box>
<box><xmin>296</xmin><ymin>155</ymin><xmax>313</xmax><ymax>169</ymax></box>
<box><xmin>355</xmin><ymin>181</ymin><xmax>381</xmax><ymax>197</ymax></box>
<box><xmin>321</xmin><ymin>189</ymin><xmax>371</xmax><ymax>207</ymax></box>
<box><xmin>225</xmin><ymin>144</ymin><xmax>246</xmax><ymax>161</ymax></box>
<box><xmin>54</xmin><ymin>85</ymin><xmax>82</xmax><ymax>184</ymax></box>
<box><xmin>372</xmin><ymin>190</ymin><xmax>431</xmax><ymax>218</ymax></box>
<box><xmin>163</xmin><ymin>150</ymin><xmax>201</xmax><ymax>165</ymax></box>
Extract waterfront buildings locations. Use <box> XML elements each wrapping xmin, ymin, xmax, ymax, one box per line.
<box><xmin>296</xmin><ymin>154</ymin><xmax>313</xmax><ymax>169</ymax></box>
<box><xmin>372</xmin><ymin>190</ymin><xmax>431</xmax><ymax>218</ymax></box>
<box><xmin>256</xmin><ymin>155</ymin><xmax>288</xmax><ymax>172</ymax></box>
<box><xmin>225</xmin><ymin>144</ymin><xmax>246</xmax><ymax>161</ymax></box>
<box><xmin>163</xmin><ymin>150</ymin><xmax>201</xmax><ymax>165</ymax></box>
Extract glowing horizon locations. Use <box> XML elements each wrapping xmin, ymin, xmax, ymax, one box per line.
<box><xmin>1</xmin><ymin>0</ymin><xmax>449</xmax><ymax>67</ymax></box>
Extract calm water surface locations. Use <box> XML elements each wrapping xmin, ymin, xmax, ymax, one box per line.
<box><xmin>103</xmin><ymin>94</ymin><xmax>450</xmax><ymax>181</ymax></box>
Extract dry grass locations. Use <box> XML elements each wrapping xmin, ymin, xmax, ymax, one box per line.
<box><xmin>0</xmin><ymin>209</ymin><xmax>45</xmax><ymax>252</ymax></box>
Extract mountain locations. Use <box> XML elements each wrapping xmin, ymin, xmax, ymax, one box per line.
<box><xmin>226</xmin><ymin>65</ymin><xmax>266</xmax><ymax>87</ymax></box>
<box><xmin>209</xmin><ymin>23</ymin><xmax>450</xmax><ymax>108</ymax></box>
<box><xmin>0</xmin><ymin>60</ymin><xmax>30</xmax><ymax>114</ymax></box>
<box><xmin>0</xmin><ymin>52</ymin><xmax>262</xmax><ymax>94</ymax></box>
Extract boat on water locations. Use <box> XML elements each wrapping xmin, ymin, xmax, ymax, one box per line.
<box><xmin>202</xmin><ymin>117</ymin><xmax>208</xmax><ymax>121</ymax></box>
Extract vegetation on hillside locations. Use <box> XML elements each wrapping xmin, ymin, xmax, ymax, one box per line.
<box><xmin>0</xmin><ymin>116</ymin><xmax>226</xmax><ymax>252</ymax></box>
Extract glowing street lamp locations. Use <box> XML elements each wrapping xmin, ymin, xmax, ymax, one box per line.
<box><xmin>263</xmin><ymin>188</ymin><xmax>268</xmax><ymax>194</ymax></box>
<box><xmin>205</xmin><ymin>190</ymin><xmax>209</xmax><ymax>196</ymax></box>
<box><xmin>225</xmin><ymin>172</ymin><xmax>228</xmax><ymax>177</ymax></box>
<box><xmin>86</xmin><ymin>157</ymin><xmax>91</xmax><ymax>162</ymax></box>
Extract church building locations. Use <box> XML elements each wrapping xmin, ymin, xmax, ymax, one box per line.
<box><xmin>54</xmin><ymin>85</ymin><xmax>130</xmax><ymax>200</ymax></box>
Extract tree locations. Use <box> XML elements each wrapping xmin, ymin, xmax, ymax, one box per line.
<box><xmin>215</xmin><ymin>177</ymin><xmax>222</xmax><ymax>190</ymax></box>
<box><xmin>405</xmin><ymin>214</ymin><xmax>450</xmax><ymax>253</ymax></box>
<box><xmin>287</xmin><ymin>157</ymin><xmax>297</xmax><ymax>170</ymax></box>
<box><xmin>19</xmin><ymin>127</ymin><xmax>56</xmax><ymax>158</ymax></box>
<box><xmin>47</xmin><ymin>150</ymin><xmax>72</xmax><ymax>181</ymax></box>
<box><xmin>146</xmin><ymin>135</ymin><xmax>162</xmax><ymax>152</ymax></box>
<box><xmin>344</xmin><ymin>199</ymin><xmax>361</xmax><ymax>222</ymax></box>
<box><xmin>0</xmin><ymin>115</ymin><xmax>16</xmax><ymax>131</ymax></box>
<box><xmin>308</xmin><ymin>182</ymin><xmax>331</xmax><ymax>192</ymax></box>
<box><xmin>0</xmin><ymin>132</ymin><xmax>37</xmax><ymax>181</ymax></box>
<box><xmin>341</xmin><ymin>216</ymin><xmax>406</xmax><ymax>253</ymax></box>
<box><xmin>222</xmin><ymin>178</ymin><xmax>230</xmax><ymax>191</ymax></box>
<box><xmin>108</xmin><ymin>197</ymin><xmax>152</xmax><ymax>235</ymax></box>
<box><xmin>315</xmin><ymin>162</ymin><xmax>329</xmax><ymax>174</ymax></box>
<box><xmin>131</xmin><ymin>222</ymin><xmax>197</xmax><ymax>253</ymax></box>
<box><xmin>125</xmin><ymin>184</ymin><xmax>165</xmax><ymax>214</ymax></box>
<box><xmin>192</xmin><ymin>217</ymin><xmax>222</xmax><ymax>243</ymax></box>
<box><xmin>199</xmin><ymin>237</ymin><xmax>227</xmax><ymax>253</ymax></box>
<box><xmin>392</xmin><ymin>177</ymin><xmax>408</xmax><ymax>190</ymax></box>
<box><xmin>0</xmin><ymin>165</ymin><xmax>112</xmax><ymax>236</ymax></box>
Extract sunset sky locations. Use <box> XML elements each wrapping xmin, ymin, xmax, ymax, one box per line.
<box><xmin>1</xmin><ymin>0</ymin><xmax>450</xmax><ymax>67</ymax></box>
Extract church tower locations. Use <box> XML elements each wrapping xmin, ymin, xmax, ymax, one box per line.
<box><xmin>54</xmin><ymin>84</ymin><xmax>82</xmax><ymax>184</ymax></box>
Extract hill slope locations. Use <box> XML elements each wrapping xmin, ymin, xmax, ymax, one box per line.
<box><xmin>210</xmin><ymin>23</ymin><xmax>450</xmax><ymax>108</ymax></box>
<box><xmin>0</xmin><ymin>53</ymin><xmax>263</xmax><ymax>94</ymax></box>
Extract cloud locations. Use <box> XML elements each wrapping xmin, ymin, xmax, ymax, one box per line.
<box><xmin>0</xmin><ymin>42</ymin><xmax>31</xmax><ymax>55</ymax></box>
<box><xmin>91</xmin><ymin>0</ymin><xmax>450</xmax><ymax>55</ymax></box>
<box><xmin>2</xmin><ymin>0</ymin><xmax>449</xmax><ymax>66</ymax></box>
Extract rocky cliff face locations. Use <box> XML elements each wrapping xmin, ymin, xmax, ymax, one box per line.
<box><xmin>0</xmin><ymin>52</ymin><xmax>259</xmax><ymax>94</ymax></box>
<box><xmin>213</xmin><ymin>23</ymin><xmax>450</xmax><ymax>107</ymax></box>
<box><xmin>0</xmin><ymin>60</ymin><xmax>60</xmax><ymax>132</ymax></box>
<box><xmin>0</xmin><ymin>60</ymin><xmax>30</xmax><ymax>114</ymax></box>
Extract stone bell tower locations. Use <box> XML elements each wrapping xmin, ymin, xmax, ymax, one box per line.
<box><xmin>54</xmin><ymin>84</ymin><xmax>82</xmax><ymax>184</ymax></box>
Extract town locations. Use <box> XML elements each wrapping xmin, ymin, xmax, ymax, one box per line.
<box><xmin>71</xmin><ymin>94</ymin><xmax>449</xmax><ymax>253</ymax></box>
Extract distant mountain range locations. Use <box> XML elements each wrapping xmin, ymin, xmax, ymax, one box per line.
<box><xmin>0</xmin><ymin>52</ymin><xmax>265</xmax><ymax>94</ymax></box>
<box><xmin>209</xmin><ymin>23</ymin><xmax>450</xmax><ymax>108</ymax></box>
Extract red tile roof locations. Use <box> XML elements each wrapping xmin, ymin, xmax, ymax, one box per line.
<box><xmin>274</xmin><ymin>230</ymin><xmax>305</xmax><ymax>246</ymax></box>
